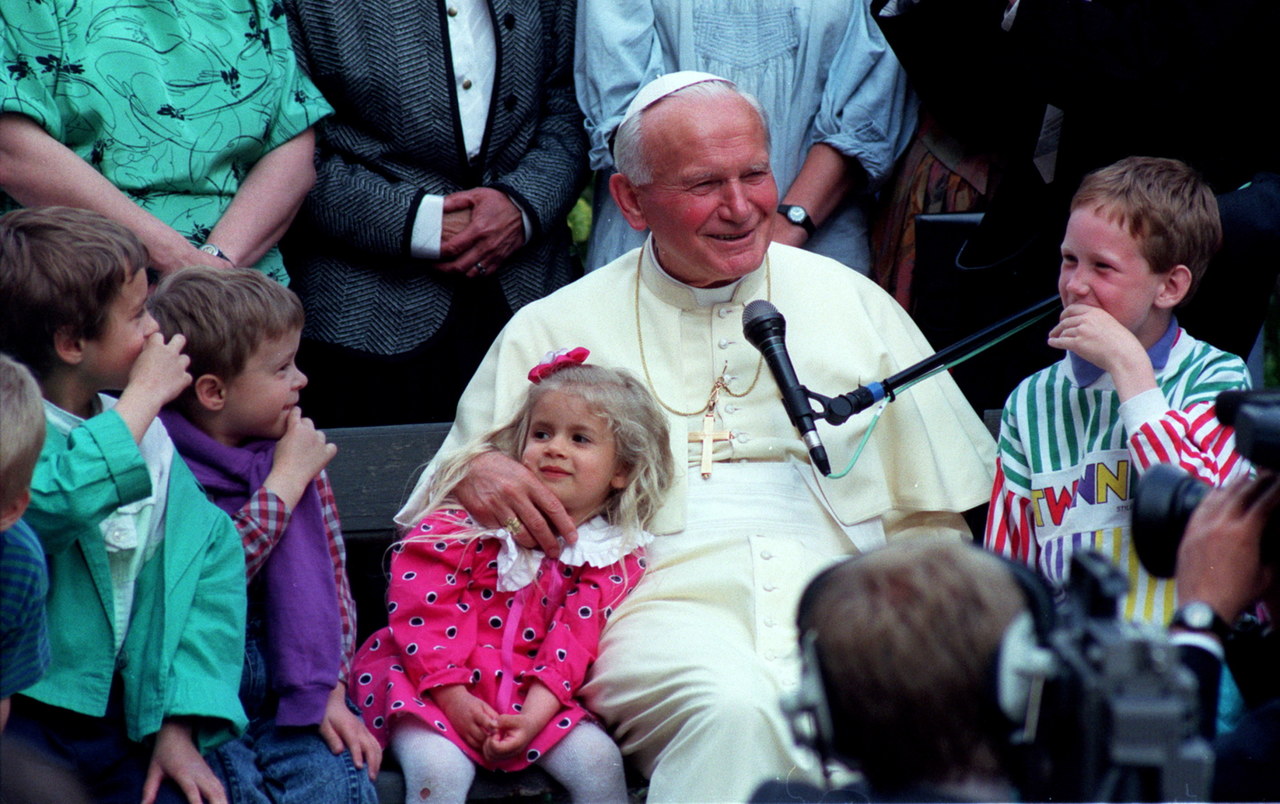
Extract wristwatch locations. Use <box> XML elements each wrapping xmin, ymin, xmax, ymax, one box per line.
<box><xmin>777</xmin><ymin>204</ymin><xmax>816</xmax><ymax>236</ymax></box>
<box><xmin>199</xmin><ymin>243</ymin><xmax>231</xmax><ymax>263</ymax></box>
<box><xmin>1170</xmin><ymin>601</ymin><xmax>1232</xmax><ymax>641</ymax></box>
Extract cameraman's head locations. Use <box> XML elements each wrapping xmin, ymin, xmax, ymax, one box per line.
<box><xmin>797</xmin><ymin>539</ymin><xmax>1025</xmax><ymax>796</ymax></box>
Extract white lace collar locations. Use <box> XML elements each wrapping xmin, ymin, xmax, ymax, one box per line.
<box><xmin>492</xmin><ymin>516</ymin><xmax>653</xmax><ymax>592</ymax></box>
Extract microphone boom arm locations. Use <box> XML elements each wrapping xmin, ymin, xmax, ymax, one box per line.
<box><xmin>810</xmin><ymin>295</ymin><xmax>1061</xmax><ymax>426</ymax></box>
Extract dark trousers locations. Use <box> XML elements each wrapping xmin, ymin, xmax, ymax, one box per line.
<box><xmin>6</xmin><ymin>678</ymin><xmax>188</xmax><ymax>804</ymax></box>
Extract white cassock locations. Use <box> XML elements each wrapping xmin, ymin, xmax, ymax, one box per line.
<box><xmin>400</xmin><ymin>240</ymin><xmax>996</xmax><ymax>802</ymax></box>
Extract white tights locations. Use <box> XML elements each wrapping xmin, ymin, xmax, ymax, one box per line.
<box><xmin>391</xmin><ymin>718</ymin><xmax>628</xmax><ymax>804</ymax></box>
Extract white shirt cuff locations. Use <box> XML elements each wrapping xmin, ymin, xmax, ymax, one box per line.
<box><xmin>1119</xmin><ymin>387</ymin><xmax>1171</xmax><ymax>436</ymax></box>
<box><xmin>879</xmin><ymin>0</ymin><xmax>921</xmax><ymax>16</ymax></box>
<box><xmin>1170</xmin><ymin>630</ymin><xmax>1226</xmax><ymax>661</ymax></box>
<box><xmin>410</xmin><ymin>194</ymin><xmax>445</xmax><ymax>259</ymax></box>
<box><xmin>1002</xmin><ymin>0</ymin><xmax>1020</xmax><ymax>30</ymax></box>
<box><xmin>517</xmin><ymin>201</ymin><xmax>533</xmax><ymax>244</ymax></box>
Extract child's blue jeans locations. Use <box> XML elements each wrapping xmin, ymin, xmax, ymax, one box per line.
<box><xmin>208</xmin><ymin>610</ymin><xmax>377</xmax><ymax>804</ymax></box>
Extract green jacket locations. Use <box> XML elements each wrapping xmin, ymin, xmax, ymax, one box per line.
<box><xmin>24</xmin><ymin>408</ymin><xmax>247</xmax><ymax>751</ymax></box>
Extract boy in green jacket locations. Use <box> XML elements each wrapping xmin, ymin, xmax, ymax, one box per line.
<box><xmin>0</xmin><ymin>207</ymin><xmax>247</xmax><ymax>804</ymax></box>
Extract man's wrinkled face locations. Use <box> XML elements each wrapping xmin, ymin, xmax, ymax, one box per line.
<box><xmin>611</xmin><ymin>93</ymin><xmax>778</xmax><ymax>288</ymax></box>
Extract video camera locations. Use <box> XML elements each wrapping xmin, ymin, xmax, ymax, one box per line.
<box><xmin>784</xmin><ymin>550</ymin><xmax>1212</xmax><ymax>802</ymax></box>
<box><xmin>1133</xmin><ymin>389</ymin><xmax>1280</xmax><ymax>577</ymax></box>
<box><xmin>999</xmin><ymin>550</ymin><xmax>1212</xmax><ymax>802</ymax></box>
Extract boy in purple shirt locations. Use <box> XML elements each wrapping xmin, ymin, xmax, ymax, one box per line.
<box><xmin>150</xmin><ymin>266</ymin><xmax>379</xmax><ymax>803</ymax></box>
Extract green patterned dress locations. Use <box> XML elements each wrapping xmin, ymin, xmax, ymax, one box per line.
<box><xmin>1</xmin><ymin>0</ymin><xmax>331</xmax><ymax>282</ymax></box>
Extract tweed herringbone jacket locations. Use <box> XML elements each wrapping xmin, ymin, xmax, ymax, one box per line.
<box><xmin>283</xmin><ymin>0</ymin><xmax>588</xmax><ymax>355</ymax></box>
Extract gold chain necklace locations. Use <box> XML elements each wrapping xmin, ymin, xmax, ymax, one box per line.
<box><xmin>633</xmin><ymin>248</ymin><xmax>770</xmax><ymax>417</ymax></box>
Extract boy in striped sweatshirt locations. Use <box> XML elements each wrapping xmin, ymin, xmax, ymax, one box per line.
<box><xmin>985</xmin><ymin>156</ymin><xmax>1250</xmax><ymax>623</ymax></box>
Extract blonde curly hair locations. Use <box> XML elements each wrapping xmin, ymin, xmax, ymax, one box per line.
<box><xmin>409</xmin><ymin>363</ymin><xmax>674</xmax><ymax>539</ymax></box>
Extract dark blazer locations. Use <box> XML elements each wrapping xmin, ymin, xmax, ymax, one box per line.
<box><xmin>283</xmin><ymin>0</ymin><xmax>588</xmax><ymax>356</ymax></box>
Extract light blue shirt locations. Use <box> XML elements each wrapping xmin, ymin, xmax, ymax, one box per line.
<box><xmin>575</xmin><ymin>0</ymin><xmax>918</xmax><ymax>271</ymax></box>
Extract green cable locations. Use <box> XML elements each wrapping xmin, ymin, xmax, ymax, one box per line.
<box><xmin>826</xmin><ymin>402</ymin><xmax>886</xmax><ymax>479</ymax></box>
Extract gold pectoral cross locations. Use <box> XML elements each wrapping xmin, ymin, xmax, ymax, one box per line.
<box><xmin>689</xmin><ymin>379</ymin><xmax>733</xmax><ymax>479</ymax></box>
<box><xmin>689</xmin><ymin>410</ymin><xmax>732</xmax><ymax>479</ymax></box>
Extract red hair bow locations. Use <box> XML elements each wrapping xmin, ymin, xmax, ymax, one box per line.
<box><xmin>527</xmin><ymin>347</ymin><xmax>590</xmax><ymax>383</ymax></box>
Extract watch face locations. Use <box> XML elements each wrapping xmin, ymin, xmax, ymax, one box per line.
<box><xmin>1183</xmin><ymin>602</ymin><xmax>1214</xmax><ymax>630</ymax></box>
<box><xmin>787</xmin><ymin>207</ymin><xmax>805</xmax><ymax>224</ymax></box>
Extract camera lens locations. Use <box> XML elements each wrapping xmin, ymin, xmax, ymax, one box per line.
<box><xmin>1131</xmin><ymin>465</ymin><xmax>1210</xmax><ymax>578</ymax></box>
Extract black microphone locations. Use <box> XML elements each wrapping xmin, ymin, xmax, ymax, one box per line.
<box><xmin>742</xmin><ymin>300</ymin><xmax>831</xmax><ymax>476</ymax></box>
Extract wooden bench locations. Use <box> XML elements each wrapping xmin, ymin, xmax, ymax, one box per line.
<box><xmin>325</xmin><ymin>424</ymin><xmax>570</xmax><ymax>803</ymax></box>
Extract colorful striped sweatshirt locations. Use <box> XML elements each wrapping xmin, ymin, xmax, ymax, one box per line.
<box><xmin>984</xmin><ymin>328</ymin><xmax>1249</xmax><ymax>623</ymax></box>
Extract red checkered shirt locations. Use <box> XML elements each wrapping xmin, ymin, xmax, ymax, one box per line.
<box><xmin>234</xmin><ymin>470</ymin><xmax>357</xmax><ymax>680</ymax></box>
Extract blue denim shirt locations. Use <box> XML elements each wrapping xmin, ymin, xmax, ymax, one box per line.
<box><xmin>575</xmin><ymin>0</ymin><xmax>918</xmax><ymax>270</ymax></box>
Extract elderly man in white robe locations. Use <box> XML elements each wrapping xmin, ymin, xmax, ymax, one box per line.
<box><xmin>398</xmin><ymin>73</ymin><xmax>996</xmax><ymax>802</ymax></box>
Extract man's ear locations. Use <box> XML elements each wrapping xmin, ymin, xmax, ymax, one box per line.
<box><xmin>193</xmin><ymin>374</ymin><xmax>228</xmax><ymax>412</ymax></box>
<box><xmin>1156</xmin><ymin>264</ymin><xmax>1193</xmax><ymax>309</ymax></box>
<box><xmin>0</xmin><ymin>488</ymin><xmax>31</xmax><ymax>532</ymax></box>
<box><xmin>52</xmin><ymin>327</ymin><xmax>85</xmax><ymax>366</ymax></box>
<box><xmin>610</xmin><ymin>172</ymin><xmax>650</xmax><ymax>232</ymax></box>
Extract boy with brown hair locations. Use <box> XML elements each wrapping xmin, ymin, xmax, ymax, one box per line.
<box><xmin>149</xmin><ymin>266</ymin><xmax>379</xmax><ymax>803</ymax></box>
<box><xmin>0</xmin><ymin>354</ymin><xmax>49</xmax><ymax>731</ymax></box>
<box><xmin>0</xmin><ymin>206</ymin><xmax>246</xmax><ymax>803</ymax></box>
<box><xmin>985</xmin><ymin>157</ymin><xmax>1251</xmax><ymax>623</ymax></box>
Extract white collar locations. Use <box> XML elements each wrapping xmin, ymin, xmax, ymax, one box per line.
<box><xmin>645</xmin><ymin>237</ymin><xmax>744</xmax><ymax>307</ymax></box>
<box><xmin>43</xmin><ymin>394</ymin><xmax>103</xmax><ymax>434</ymax></box>
<box><xmin>492</xmin><ymin>516</ymin><xmax>653</xmax><ymax>592</ymax></box>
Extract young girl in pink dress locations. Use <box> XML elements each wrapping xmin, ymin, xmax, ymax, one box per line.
<box><xmin>350</xmin><ymin>350</ymin><xmax>673</xmax><ymax>804</ymax></box>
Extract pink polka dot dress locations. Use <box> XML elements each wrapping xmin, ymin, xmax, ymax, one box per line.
<box><xmin>349</xmin><ymin>508</ymin><xmax>646</xmax><ymax>771</ymax></box>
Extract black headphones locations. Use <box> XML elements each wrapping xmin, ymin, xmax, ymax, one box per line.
<box><xmin>783</xmin><ymin>550</ymin><xmax>1059</xmax><ymax>779</ymax></box>
<box><xmin>990</xmin><ymin>556</ymin><xmax>1059</xmax><ymax>736</ymax></box>
<box><xmin>782</xmin><ymin>628</ymin><xmax>839</xmax><ymax>775</ymax></box>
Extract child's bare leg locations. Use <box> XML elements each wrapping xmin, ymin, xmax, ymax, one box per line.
<box><xmin>539</xmin><ymin>721</ymin><xmax>628</xmax><ymax>804</ymax></box>
<box><xmin>390</xmin><ymin>719</ymin><xmax>475</xmax><ymax>804</ymax></box>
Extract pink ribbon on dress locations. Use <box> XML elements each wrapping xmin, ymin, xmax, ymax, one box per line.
<box><xmin>496</xmin><ymin>558</ymin><xmax>567</xmax><ymax>713</ymax></box>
